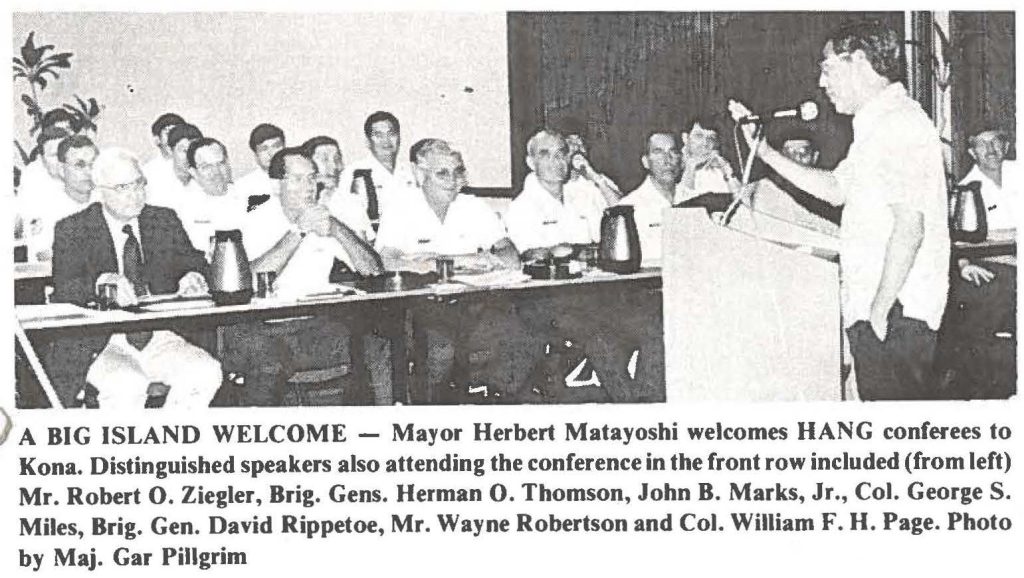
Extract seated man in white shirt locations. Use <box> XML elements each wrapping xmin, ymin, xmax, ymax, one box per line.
<box><xmin>17</xmin><ymin>127</ymin><xmax>70</xmax><ymax>259</ymax></box>
<box><xmin>507</xmin><ymin>130</ymin><xmax>662</xmax><ymax>403</ymax></box>
<box><xmin>377</xmin><ymin>139</ymin><xmax>519</xmax><ymax>271</ymax></box>
<box><xmin>347</xmin><ymin>111</ymin><xmax>417</xmax><ymax>224</ymax></box>
<box><xmin>223</xmin><ymin>147</ymin><xmax>389</xmax><ymax>406</ymax></box>
<box><xmin>19</xmin><ymin>134</ymin><xmax>98</xmax><ymax>262</ymax></box>
<box><xmin>676</xmin><ymin>114</ymin><xmax>741</xmax><ymax>202</ymax></box>
<box><xmin>506</xmin><ymin>129</ymin><xmax>609</xmax><ymax>254</ymax></box>
<box><xmin>940</xmin><ymin>127</ymin><xmax>1017</xmax><ymax>396</ymax></box>
<box><xmin>50</xmin><ymin>147</ymin><xmax>222</xmax><ymax>410</ymax></box>
<box><xmin>147</xmin><ymin>123</ymin><xmax>203</xmax><ymax>210</ymax></box>
<box><xmin>141</xmin><ymin>112</ymin><xmax>186</xmax><ymax>190</ymax></box>
<box><xmin>956</xmin><ymin>128</ymin><xmax>1019</xmax><ymax>285</ymax></box>
<box><xmin>177</xmin><ymin>137</ymin><xmax>247</xmax><ymax>253</ymax></box>
<box><xmin>376</xmin><ymin>140</ymin><xmax>520</xmax><ymax>399</ymax></box>
<box><xmin>617</xmin><ymin>131</ymin><xmax>682</xmax><ymax>266</ymax></box>
<box><xmin>234</xmin><ymin>123</ymin><xmax>285</xmax><ymax>209</ymax></box>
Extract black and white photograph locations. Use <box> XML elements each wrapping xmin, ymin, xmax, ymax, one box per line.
<box><xmin>10</xmin><ymin>9</ymin><xmax>1016</xmax><ymax>409</ymax></box>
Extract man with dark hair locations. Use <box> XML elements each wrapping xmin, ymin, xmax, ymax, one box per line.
<box><xmin>676</xmin><ymin>113</ymin><xmax>740</xmax><ymax>202</ymax></box>
<box><xmin>234</xmin><ymin>122</ymin><xmax>286</xmax><ymax>205</ymax></box>
<box><xmin>41</xmin><ymin>108</ymin><xmax>77</xmax><ymax>133</ymax></box>
<box><xmin>222</xmin><ymin>147</ymin><xmax>388</xmax><ymax>406</ymax></box>
<box><xmin>732</xmin><ymin>20</ymin><xmax>949</xmax><ymax>400</ymax></box>
<box><xmin>142</xmin><ymin>113</ymin><xmax>186</xmax><ymax>197</ymax></box>
<box><xmin>347</xmin><ymin>110</ymin><xmax>416</xmax><ymax>222</ymax></box>
<box><xmin>19</xmin><ymin>134</ymin><xmax>99</xmax><ymax>262</ymax></box>
<box><xmin>147</xmin><ymin>123</ymin><xmax>203</xmax><ymax>210</ymax></box>
<box><xmin>177</xmin><ymin>137</ymin><xmax>245</xmax><ymax>251</ymax></box>
<box><xmin>617</xmin><ymin>131</ymin><xmax>682</xmax><ymax>266</ymax></box>
<box><xmin>301</xmin><ymin>136</ymin><xmax>344</xmax><ymax>199</ymax></box>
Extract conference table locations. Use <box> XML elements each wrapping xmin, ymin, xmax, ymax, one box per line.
<box><xmin>15</xmin><ymin>268</ymin><xmax>664</xmax><ymax>409</ymax></box>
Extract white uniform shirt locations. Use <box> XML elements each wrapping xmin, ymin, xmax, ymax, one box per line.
<box><xmin>243</xmin><ymin>195</ymin><xmax>369</xmax><ymax>299</ymax></box>
<box><xmin>675</xmin><ymin>165</ymin><xmax>735</xmax><ymax>203</ymax></box>
<box><xmin>505</xmin><ymin>172</ymin><xmax>608</xmax><ymax>251</ymax></box>
<box><xmin>175</xmin><ymin>181</ymin><xmax>249</xmax><ymax>253</ymax></box>
<box><xmin>834</xmin><ymin>83</ymin><xmax>949</xmax><ymax>330</ymax></box>
<box><xmin>233</xmin><ymin>168</ymin><xmax>277</xmax><ymax>204</ymax></box>
<box><xmin>18</xmin><ymin>164</ymin><xmax>90</xmax><ymax>260</ymax></box>
<box><xmin>143</xmin><ymin>158</ymin><xmax>191</xmax><ymax>211</ymax></box>
<box><xmin>344</xmin><ymin>155</ymin><xmax>417</xmax><ymax>219</ymax></box>
<box><xmin>617</xmin><ymin>176</ymin><xmax>674</xmax><ymax>266</ymax></box>
<box><xmin>375</xmin><ymin>190</ymin><xmax>506</xmax><ymax>256</ymax></box>
<box><xmin>960</xmin><ymin>160</ymin><xmax>1021</xmax><ymax>232</ymax></box>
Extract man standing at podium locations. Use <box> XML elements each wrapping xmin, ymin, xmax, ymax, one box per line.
<box><xmin>734</xmin><ymin>21</ymin><xmax>949</xmax><ymax>400</ymax></box>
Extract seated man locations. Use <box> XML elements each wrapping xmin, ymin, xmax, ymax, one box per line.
<box><xmin>617</xmin><ymin>131</ymin><xmax>682</xmax><ymax>266</ymax></box>
<box><xmin>301</xmin><ymin>136</ymin><xmax>347</xmax><ymax>207</ymax></box>
<box><xmin>676</xmin><ymin>114</ymin><xmax>740</xmax><ymax>202</ymax></box>
<box><xmin>940</xmin><ymin>127</ymin><xmax>1018</xmax><ymax>397</ymax></box>
<box><xmin>177</xmin><ymin>137</ymin><xmax>247</xmax><ymax>252</ymax></box>
<box><xmin>506</xmin><ymin>129</ymin><xmax>662</xmax><ymax>403</ymax></box>
<box><xmin>376</xmin><ymin>140</ymin><xmax>520</xmax><ymax>397</ymax></box>
<box><xmin>50</xmin><ymin>148</ymin><xmax>222</xmax><ymax>410</ymax></box>
<box><xmin>16</xmin><ymin>127</ymin><xmax>70</xmax><ymax>259</ymax></box>
<box><xmin>142</xmin><ymin>112</ymin><xmax>186</xmax><ymax>188</ymax></box>
<box><xmin>19</xmin><ymin>134</ymin><xmax>99</xmax><ymax>262</ymax></box>
<box><xmin>505</xmin><ymin>129</ymin><xmax>608</xmax><ymax>252</ymax></box>
<box><xmin>147</xmin><ymin>123</ymin><xmax>203</xmax><ymax>210</ymax></box>
<box><xmin>234</xmin><ymin>123</ymin><xmax>286</xmax><ymax>208</ymax></box>
<box><xmin>346</xmin><ymin>111</ymin><xmax>417</xmax><ymax>223</ymax></box>
<box><xmin>376</xmin><ymin>139</ymin><xmax>519</xmax><ymax>271</ymax></box>
<box><xmin>223</xmin><ymin>147</ymin><xmax>389</xmax><ymax>406</ymax></box>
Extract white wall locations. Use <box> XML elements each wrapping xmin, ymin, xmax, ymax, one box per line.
<box><xmin>12</xmin><ymin>12</ymin><xmax>511</xmax><ymax>186</ymax></box>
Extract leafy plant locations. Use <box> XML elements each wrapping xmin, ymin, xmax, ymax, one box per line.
<box><xmin>12</xmin><ymin>31</ymin><xmax>101</xmax><ymax>165</ymax></box>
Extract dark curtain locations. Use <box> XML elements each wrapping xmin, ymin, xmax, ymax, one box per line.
<box><xmin>951</xmin><ymin>11</ymin><xmax>1016</xmax><ymax>177</ymax></box>
<box><xmin>508</xmin><ymin>11</ymin><xmax>906</xmax><ymax>192</ymax></box>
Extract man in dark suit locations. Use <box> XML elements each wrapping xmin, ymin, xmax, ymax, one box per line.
<box><xmin>50</xmin><ymin>147</ymin><xmax>222</xmax><ymax>409</ymax></box>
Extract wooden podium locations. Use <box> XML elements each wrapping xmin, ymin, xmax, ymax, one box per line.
<box><xmin>662</xmin><ymin>207</ymin><xmax>842</xmax><ymax>401</ymax></box>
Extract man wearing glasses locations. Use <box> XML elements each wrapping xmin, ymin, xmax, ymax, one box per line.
<box><xmin>18</xmin><ymin>134</ymin><xmax>98</xmax><ymax>262</ymax></box>
<box><xmin>50</xmin><ymin>147</ymin><xmax>222</xmax><ymax>409</ymax></box>
<box><xmin>176</xmin><ymin>137</ymin><xmax>246</xmax><ymax>253</ymax></box>
<box><xmin>732</xmin><ymin>21</ymin><xmax>949</xmax><ymax>400</ymax></box>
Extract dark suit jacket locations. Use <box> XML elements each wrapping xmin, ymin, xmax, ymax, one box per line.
<box><xmin>52</xmin><ymin>203</ymin><xmax>208</xmax><ymax>305</ymax></box>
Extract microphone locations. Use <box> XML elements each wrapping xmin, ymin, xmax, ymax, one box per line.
<box><xmin>737</xmin><ymin>101</ymin><xmax>819</xmax><ymax>124</ymax></box>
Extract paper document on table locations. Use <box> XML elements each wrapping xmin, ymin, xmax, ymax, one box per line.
<box><xmin>16</xmin><ymin>303</ymin><xmax>94</xmax><ymax>322</ymax></box>
<box><xmin>452</xmin><ymin>270</ymin><xmax>530</xmax><ymax>287</ymax></box>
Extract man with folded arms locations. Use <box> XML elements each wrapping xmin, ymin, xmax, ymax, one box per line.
<box><xmin>223</xmin><ymin>147</ymin><xmax>389</xmax><ymax>406</ymax></box>
<box><xmin>50</xmin><ymin>148</ymin><xmax>222</xmax><ymax>409</ymax></box>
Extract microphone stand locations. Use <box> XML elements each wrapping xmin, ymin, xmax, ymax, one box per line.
<box><xmin>721</xmin><ymin>120</ymin><xmax>765</xmax><ymax>227</ymax></box>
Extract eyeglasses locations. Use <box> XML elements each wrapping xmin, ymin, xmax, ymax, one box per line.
<box><xmin>104</xmin><ymin>176</ymin><xmax>147</xmax><ymax>193</ymax></box>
